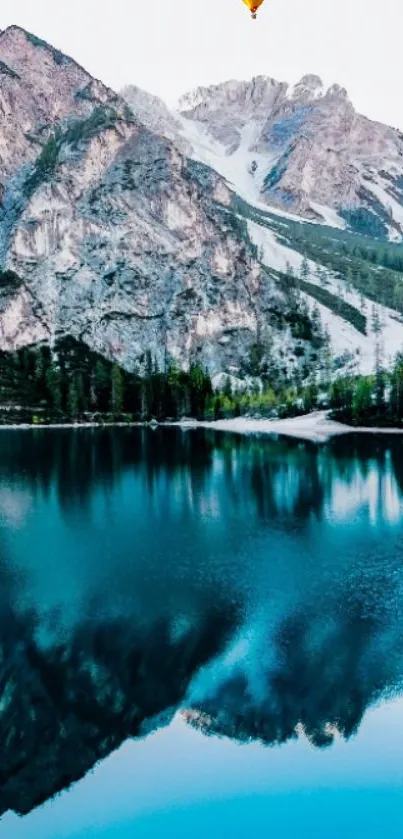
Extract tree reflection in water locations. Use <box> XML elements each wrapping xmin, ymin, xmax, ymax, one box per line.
<box><xmin>0</xmin><ymin>427</ymin><xmax>403</xmax><ymax>817</ymax></box>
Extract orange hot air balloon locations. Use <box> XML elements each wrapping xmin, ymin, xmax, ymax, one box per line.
<box><xmin>242</xmin><ymin>0</ymin><xmax>265</xmax><ymax>19</ymax></box>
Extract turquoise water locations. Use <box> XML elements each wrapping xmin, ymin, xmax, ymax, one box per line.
<box><xmin>1</xmin><ymin>428</ymin><xmax>403</xmax><ymax>837</ymax></box>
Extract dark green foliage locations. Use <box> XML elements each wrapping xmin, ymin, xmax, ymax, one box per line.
<box><xmin>329</xmin><ymin>376</ymin><xmax>354</xmax><ymax>414</ymax></box>
<box><xmin>24</xmin><ymin>132</ymin><xmax>61</xmax><ymax>197</ymax></box>
<box><xmin>0</xmin><ymin>60</ymin><xmax>20</xmax><ymax>80</ymax></box>
<box><xmin>220</xmin><ymin>209</ymin><xmax>250</xmax><ymax>244</ymax></box>
<box><xmin>45</xmin><ymin>364</ymin><xmax>63</xmax><ymax>412</ymax></box>
<box><xmin>0</xmin><ymin>269</ymin><xmax>22</xmax><ymax>289</ymax></box>
<box><xmin>330</xmin><ymin>352</ymin><xmax>403</xmax><ymax>428</ymax></box>
<box><xmin>303</xmin><ymin>381</ymin><xmax>319</xmax><ymax>413</ymax></box>
<box><xmin>25</xmin><ymin>31</ymin><xmax>69</xmax><ymax>66</ymax></box>
<box><xmin>75</xmin><ymin>85</ymin><xmax>94</xmax><ymax>103</ymax></box>
<box><xmin>68</xmin><ymin>378</ymin><xmax>79</xmax><ymax>417</ymax></box>
<box><xmin>338</xmin><ymin>207</ymin><xmax>388</xmax><ymax>240</ymax></box>
<box><xmin>183</xmin><ymin>158</ymin><xmax>217</xmax><ymax>191</ymax></box>
<box><xmin>258</xmin><ymin>267</ymin><xmax>326</xmax><ymax>350</ymax></box>
<box><xmin>63</xmin><ymin>107</ymin><xmax>120</xmax><ymax>148</ymax></box>
<box><xmin>111</xmin><ymin>364</ymin><xmax>124</xmax><ymax>415</ymax></box>
<box><xmin>248</xmin><ymin>343</ymin><xmax>265</xmax><ymax>376</ymax></box>
<box><xmin>286</xmin><ymin>308</ymin><xmax>313</xmax><ymax>341</ymax></box>
<box><xmin>188</xmin><ymin>363</ymin><xmax>213</xmax><ymax>418</ymax></box>
<box><xmin>295</xmin><ymin>277</ymin><xmax>366</xmax><ymax>334</ymax></box>
<box><xmin>22</xmin><ymin>104</ymin><xmax>133</xmax><ymax>199</ymax></box>
<box><xmin>390</xmin><ymin>353</ymin><xmax>403</xmax><ymax>420</ymax></box>
<box><xmin>352</xmin><ymin>377</ymin><xmax>373</xmax><ymax>424</ymax></box>
<box><xmin>233</xmin><ymin>193</ymin><xmax>403</xmax><ymax>313</ymax></box>
<box><xmin>0</xmin><ymin>338</ymin><xmax>213</xmax><ymax>424</ymax></box>
<box><xmin>3</xmin><ymin>337</ymin><xmax>403</xmax><ymax>429</ymax></box>
<box><xmin>123</xmin><ymin>103</ymin><xmax>136</xmax><ymax>122</ymax></box>
<box><xmin>93</xmin><ymin>360</ymin><xmax>111</xmax><ymax>412</ymax></box>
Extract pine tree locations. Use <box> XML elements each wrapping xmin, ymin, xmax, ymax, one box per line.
<box><xmin>330</xmin><ymin>376</ymin><xmax>354</xmax><ymax>415</ymax></box>
<box><xmin>393</xmin><ymin>281</ymin><xmax>403</xmax><ymax>314</ymax></box>
<box><xmin>345</xmin><ymin>267</ymin><xmax>354</xmax><ymax>297</ymax></box>
<box><xmin>45</xmin><ymin>364</ymin><xmax>62</xmax><ymax>413</ymax></box>
<box><xmin>35</xmin><ymin>347</ymin><xmax>45</xmax><ymax>383</ymax></box>
<box><xmin>188</xmin><ymin>363</ymin><xmax>212</xmax><ymax>418</ymax></box>
<box><xmin>390</xmin><ymin>352</ymin><xmax>403</xmax><ymax>421</ymax></box>
<box><xmin>371</xmin><ymin>304</ymin><xmax>382</xmax><ymax>335</ymax></box>
<box><xmin>111</xmin><ymin>364</ymin><xmax>124</xmax><ymax>415</ymax></box>
<box><xmin>285</xmin><ymin>260</ymin><xmax>295</xmax><ymax>279</ymax></box>
<box><xmin>94</xmin><ymin>360</ymin><xmax>110</xmax><ymax>412</ymax></box>
<box><xmin>141</xmin><ymin>350</ymin><xmax>154</xmax><ymax>418</ymax></box>
<box><xmin>76</xmin><ymin>373</ymin><xmax>87</xmax><ymax>413</ymax></box>
<box><xmin>352</xmin><ymin>377</ymin><xmax>372</xmax><ymax>424</ymax></box>
<box><xmin>374</xmin><ymin>339</ymin><xmax>385</xmax><ymax>415</ymax></box>
<box><xmin>304</xmin><ymin>381</ymin><xmax>318</xmax><ymax>413</ymax></box>
<box><xmin>300</xmin><ymin>256</ymin><xmax>310</xmax><ymax>283</ymax></box>
<box><xmin>222</xmin><ymin>375</ymin><xmax>233</xmax><ymax>398</ymax></box>
<box><xmin>315</xmin><ymin>264</ymin><xmax>326</xmax><ymax>287</ymax></box>
<box><xmin>68</xmin><ymin>379</ymin><xmax>79</xmax><ymax>417</ymax></box>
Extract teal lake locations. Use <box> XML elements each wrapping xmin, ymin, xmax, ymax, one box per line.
<box><xmin>1</xmin><ymin>428</ymin><xmax>403</xmax><ymax>837</ymax></box>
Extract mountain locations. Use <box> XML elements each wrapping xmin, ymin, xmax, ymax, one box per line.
<box><xmin>123</xmin><ymin>77</ymin><xmax>403</xmax><ymax>376</ymax></box>
<box><xmin>1</xmin><ymin>24</ymin><xmax>403</xmax><ymax>397</ymax></box>
<box><xmin>0</xmin><ymin>26</ymin><xmax>324</xmax><ymax>389</ymax></box>
<box><xmin>175</xmin><ymin>74</ymin><xmax>403</xmax><ymax>239</ymax></box>
<box><xmin>120</xmin><ymin>84</ymin><xmax>191</xmax><ymax>155</ymax></box>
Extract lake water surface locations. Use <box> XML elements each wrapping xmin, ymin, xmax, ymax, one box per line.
<box><xmin>1</xmin><ymin>428</ymin><xmax>403</xmax><ymax>837</ymax></box>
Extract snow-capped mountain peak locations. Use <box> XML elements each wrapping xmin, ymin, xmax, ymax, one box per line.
<box><xmin>287</xmin><ymin>74</ymin><xmax>324</xmax><ymax>101</ymax></box>
<box><xmin>121</xmin><ymin>75</ymin><xmax>403</xmax><ymax>376</ymax></box>
<box><xmin>170</xmin><ymin>74</ymin><xmax>403</xmax><ymax>239</ymax></box>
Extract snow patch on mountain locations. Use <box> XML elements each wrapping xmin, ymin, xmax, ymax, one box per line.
<box><xmin>246</xmin><ymin>217</ymin><xmax>403</xmax><ymax>374</ymax></box>
<box><xmin>365</xmin><ymin>179</ymin><xmax>403</xmax><ymax>228</ymax></box>
<box><xmin>246</xmin><ymin>220</ymin><xmax>304</xmax><ymax>273</ymax></box>
<box><xmin>309</xmin><ymin>203</ymin><xmax>346</xmax><ymax>230</ymax></box>
<box><xmin>174</xmin><ymin>74</ymin><xmax>403</xmax><ymax>238</ymax></box>
<box><xmin>177</xmin><ymin>116</ymin><xmax>316</xmax><ymax>224</ymax></box>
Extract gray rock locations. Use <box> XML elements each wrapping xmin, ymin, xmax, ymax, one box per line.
<box><xmin>0</xmin><ymin>27</ymin><xmax>320</xmax><ymax>384</ymax></box>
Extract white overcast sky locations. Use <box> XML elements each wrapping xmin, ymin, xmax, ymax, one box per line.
<box><xmin>0</xmin><ymin>0</ymin><xmax>402</xmax><ymax>128</ymax></box>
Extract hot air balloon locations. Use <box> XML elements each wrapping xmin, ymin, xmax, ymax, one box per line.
<box><xmin>241</xmin><ymin>0</ymin><xmax>265</xmax><ymax>19</ymax></box>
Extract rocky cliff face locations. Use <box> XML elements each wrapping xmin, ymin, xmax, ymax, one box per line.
<box><xmin>121</xmin><ymin>84</ymin><xmax>191</xmax><ymax>155</ymax></box>
<box><xmin>0</xmin><ymin>27</ymin><xmax>321</xmax><ymax>381</ymax></box>
<box><xmin>0</xmin><ymin>26</ymin><xmax>122</xmax><ymax>180</ymax></box>
<box><xmin>122</xmin><ymin>80</ymin><xmax>403</xmax><ymax>374</ymax></box>
<box><xmin>171</xmin><ymin>74</ymin><xmax>403</xmax><ymax>236</ymax></box>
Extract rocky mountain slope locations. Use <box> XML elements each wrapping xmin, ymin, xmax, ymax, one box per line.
<box><xmin>0</xmin><ymin>26</ymin><xmax>324</xmax><ymax>386</ymax></box>
<box><xmin>123</xmin><ymin>78</ymin><xmax>403</xmax><ymax>375</ymax></box>
<box><xmin>124</xmin><ymin>74</ymin><xmax>403</xmax><ymax>237</ymax></box>
<box><xmin>0</xmin><ymin>25</ymin><xmax>403</xmax><ymax>389</ymax></box>
<box><xmin>177</xmin><ymin>74</ymin><xmax>403</xmax><ymax>239</ymax></box>
<box><xmin>121</xmin><ymin>84</ymin><xmax>191</xmax><ymax>156</ymax></box>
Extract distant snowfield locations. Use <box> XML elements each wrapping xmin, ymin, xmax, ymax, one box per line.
<box><xmin>178</xmin><ymin>412</ymin><xmax>403</xmax><ymax>444</ymax></box>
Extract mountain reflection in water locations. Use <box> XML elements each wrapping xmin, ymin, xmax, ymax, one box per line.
<box><xmin>0</xmin><ymin>428</ymin><xmax>403</xmax><ymax>819</ymax></box>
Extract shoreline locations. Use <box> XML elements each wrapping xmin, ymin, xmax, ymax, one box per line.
<box><xmin>183</xmin><ymin>412</ymin><xmax>403</xmax><ymax>443</ymax></box>
<box><xmin>1</xmin><ymin>411</ymin><xmax>403</xmax><ymax>443</ymax></box>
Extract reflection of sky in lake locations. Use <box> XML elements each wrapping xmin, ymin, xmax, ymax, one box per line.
<box><xmin>4</xmin><ymin>701</ymin><xmax>403</xmax><ymax>838</ymax></box>
<box><xmin>2</xmin><ymin>429</ymin><xmax>403</xmax><ymax>837</ymax></box>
